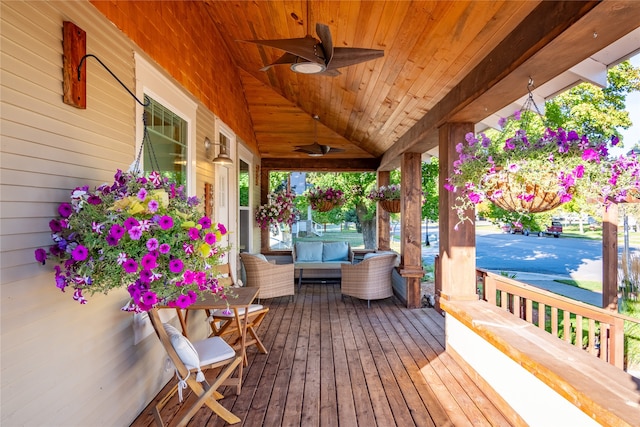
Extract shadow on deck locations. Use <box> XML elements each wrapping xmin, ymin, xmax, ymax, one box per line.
<box><xmin>131</xmin><ymin>283</ymin><xmax>512</xmax><ymax>426</ymax></box>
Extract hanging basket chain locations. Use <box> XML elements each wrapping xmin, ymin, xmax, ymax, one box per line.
<box><xmin>133</xmin><ymin>111</ymin><xmax>161</xmax><ymax>174</ymax></box>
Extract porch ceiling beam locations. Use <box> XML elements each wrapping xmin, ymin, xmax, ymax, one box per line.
<box><xmin>380</xmin><ymin>0</ymin><xmax>640</xmax><ymax>170</ymax></box>
<box><xmin>261</xmin><ymin>157</ymin><xmax>380</xmax><ymax>171</ymax></box>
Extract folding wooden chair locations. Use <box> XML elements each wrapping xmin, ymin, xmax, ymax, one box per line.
<box><xmin>148</xmin><ymin>308</ymin><xmax>243</xmax><ymax>426</ymax></box>
<box><xmin>205</xmin><ymin>263</ymin><xmax>269</xmax><ymax>365</ymax></box>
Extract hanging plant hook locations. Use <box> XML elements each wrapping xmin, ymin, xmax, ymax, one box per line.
<box><xmin>77</xmin><ymin>54</ymin><xmax>150</xmax><ymax>107</ymax></box>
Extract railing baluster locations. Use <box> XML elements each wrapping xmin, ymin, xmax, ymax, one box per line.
<box><xmin>563</xmin><ymin>310</ymin><xmax>571</xmax><ymax>343</ymax></box>
<box><xmin>575</xmin><ymin>314</ymin><xmax>583</xmax><ymax>349</ymax></box>
<box><xmin>588</xmin><ymin>318</ymin><xmax>596</xmax><ymax>355</ymax></box>
<box><xmin>551</xmin><ymin>307</ymin><xmax>558</xmax><ymax>337</ymax></box>
<box><xmin>537</xmin><ymin>302</ymin><xmax>546</xmax><ymax>330</ymax></box>
<box><xmin>525</xmin><ymin>299</ymin><xmax>533</xmax><ymax>323</ymax></box>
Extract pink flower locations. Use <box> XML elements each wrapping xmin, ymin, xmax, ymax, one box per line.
<box><xmin>169</xmin><ymin>259</ymin><xmax>184</xmax><ymax>274</ymax></box>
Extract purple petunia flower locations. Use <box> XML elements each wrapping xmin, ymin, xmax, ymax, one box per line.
<box><xmin>137</xmin><ymin>188</ymin><xmax>147</xmax><ymax>201</ymax></box>
<box><xmin>71</xmin><ymin>245</ymin><xmax>88</xmax><ymax>261</ymax></box>
<box><xmin>109</xmin><ymin>224</ymin><xmax>125</xmax><ymax>239</ymax></box>
<box><xmin>54</xmin><ymin>265</ymin><xmax>66</xmax><ymax>290</ymax></box>
<box><xmin>58</xmin><ymin>203</ymin><xmax>73</xmax><ymax>218</ymax></box>
<box><xmin>582</xmin><ymin>148</ymin><xmax>600</xmax><ymax>162</ymax></box>
<box><xmin>159</xmin><ymin>243</ymin><xmax>171</xmax><ymax>254</ymax></box>
<box><xmin>146</xmin><ymin>238</ymin><xmax>159</xmax><ymax>251</ymax></box>
<box><xmin>468</xmin><ymin>192</ymin><xmax>483</xmax><ymax>204</ymax></box>
<box><xmin>147</xmin><ymin>199</ymin><xmax>159</xmax><ymax>213</ymax></box>
<box><xmin>175</xmin><ymin>294</ymin><xmax>192</xmax><ymax>309</ymax></box>
<box><xmin>123</xmin><ymin>258</ymin><xmax>139</xmax><ymax>273</ymax></box>
<box><xmin>128</xmin><ymin>226</ymin><xmax>143</xmax><ymax>240</ymax></box>
<box><xmin>87</xmin><ymin>195</ymin><xmax>102</xmax><ymax>205</ymax></box>
<box><xmin>187</xmin><ymin>290</ymin><xmax>198</xmax><ymax>303</ymax></box>
<box><xmin>142</xmin><ymin>291</ymin><xmax>158</xmax><ymax>306</ymax></box>
<box><xmin>105</xmin><ymin>235</ymin><xmax>119</xmax><ymax>246</ymax></box>
<box><xmin>188</xmin><ymin>227</ymin><xmax>200</xmax><ymax>240</ymax></box>
<box><xmin>198</xmin><ymin>216</ymin><xmax>212</xmax><ymax>229</ymax></box>
<box><xmin>139</xmin><ymin>269</ymin><xmax>153</xmax><ymax>284</ymax></box>
<box><xmin>158</xmin><ymin>215</ymin><xmax>174</xmax><ymax>230</ymax></box>
<box><xmin>169</xmin><ymin>259</ymin><xmax>184</xmax><ymax>274</ymax></box>
<box><xmin>204</xmin><ymin>233</ymin><xmax>216</xmax><ymax>244</ymax></box>
<box><xmin>123</xmin><ymin>217</ymin><xmax>140</xmax><ymax>230</ymax></box>
<box><xmin>141</xmin><ymin>253</ymin><xmax>158</xmax><ymax>270</ymax></box>
<box><xmin>49</xmin><ymin>219</ymin><xmax>63</xmax><ymax>232</ymax></box>
<box><xmin>182</xmin><ymin>270</ymin><xmax>195</xmax><ymax>284</ymax></box>
<box><xmin>217</xmin><ymin>223</ymin><xmax>227</xmax><ymax>235</ymax></box>
<box><xmin>35</xmin><ymin>248</ymin><xmax>47</xmax><ymax>265</ymax></box>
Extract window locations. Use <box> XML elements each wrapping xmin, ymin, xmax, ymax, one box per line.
<box><xmin>143</xmin><ymin>96</ymin><xmax>188</xmax><ymax>185</ymax></box>
<box><xmin>135</xmin><ymin>53</ymin><xmax>197</xmax><ymax>194</ymax></box>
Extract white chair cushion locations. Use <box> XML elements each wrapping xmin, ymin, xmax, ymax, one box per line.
<box><xmin>193</xmin><ymin>336</ymin><xmax>236</xmax><ymax>365</ymax></box>
<box><xmin>163</xmin><ymin>323</ymin><xmax>200</xmax><ymax>370</ymax></box>
<box><xmin>210</xmin><ymin>303</ymin><xmax>264</xmax><ymax>317</ymax></box>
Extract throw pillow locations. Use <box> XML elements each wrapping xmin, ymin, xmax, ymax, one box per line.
<box><xmin>163</xmin><ymin>323</ymin><xmax>200</xmax><ymax>371</ymax></box>
<box><xmin>322</xmin><ymin>241</ymin><xmax>349</xmax><ymax>261</ymax></box>
<box><xmin>295</xmin><ymin>241</ymin><xmax>323</xmax><ymax>262</ymax></box>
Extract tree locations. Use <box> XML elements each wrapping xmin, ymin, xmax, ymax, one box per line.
<box><xmin>421</xmin><ymin>158</ymin><xmax>439</xmax><ymax>245</ymax></box>
<box><xmin>305</xmin><ymin>171</ymin><xmax>400</xmax><ymax>249</ymax></box>
<box><xmin>545</xmin><ymin>60</ymin><xmax>640</xmax><ymax>145</ymax></box>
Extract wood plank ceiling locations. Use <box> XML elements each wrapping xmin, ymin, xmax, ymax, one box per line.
<box><xmin>203</xmin><ymin>1</ymin><xmax>640</xmax><ymax>170</ymax></box>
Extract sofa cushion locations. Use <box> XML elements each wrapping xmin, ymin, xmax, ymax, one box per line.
<box><xmin>295</xmin><ymin>241</ymin><xmax>323</xmax><ymax>262</ymax></box>
<box><xmin>322</xmin><ymin>241</ymin><xmax>349</xmax><ymax>262</ymax></box>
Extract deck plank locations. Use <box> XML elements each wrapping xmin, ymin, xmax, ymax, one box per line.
<box><xmin>130</xmin><ymin>283</ymin><xmax>513</xmax><ymax>427</ymax></box>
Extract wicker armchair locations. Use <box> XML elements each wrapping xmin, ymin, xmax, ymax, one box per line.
<box><xmin>239</xmin><ymin>253</ymin><xmax>295</xmax><ymax>300</ymax></box>
<box><xmin>340</xmin><ymin>253</ymin><xmax>398</xmax><ymax>307</ymax></box>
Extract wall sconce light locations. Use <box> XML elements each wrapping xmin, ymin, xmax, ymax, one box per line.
<box><xmin>204</xmin><ymin>137</ymin><xmax>233</xmax><ymax>167</ymax></box>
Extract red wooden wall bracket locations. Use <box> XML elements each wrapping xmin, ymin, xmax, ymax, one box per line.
<box><xmin>62</xmin><ymin>21</ymin><xmax>86</xmax><ymax>109</ymax></box>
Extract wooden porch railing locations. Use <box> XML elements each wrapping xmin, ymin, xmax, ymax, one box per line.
<box><xmin>476</xmin><ymin>268</ymin><xmax>640</xmax><ymax>369</ymax></box>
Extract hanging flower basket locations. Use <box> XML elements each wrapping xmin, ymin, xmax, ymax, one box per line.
<box><xmin>380</xmin><ymin>199</ymin><xmax>401</xmax><ymax>213</ymax></box>
<box><xmin>445</xmin><ymin>105</ymin><xmax>640</xmax><ymax>224</ymax></box>
<box><xmin>484</xmin><ymin>171</ymin><xmax>572</xmax><ymax>214</ymax></box>
<box><xmin>306</xmin><ymin>187</ymin><xmax>345</xmax><ymax>212</ymax></box>
<box><xmin>34</xmin><ymin>169</ymin><xmax>231</xmax><ymax>312</ymax></box>
<box><xmin>314</xmin><ymin>199</ymin><xmax>336</xmax><ymax>212</ymax></box>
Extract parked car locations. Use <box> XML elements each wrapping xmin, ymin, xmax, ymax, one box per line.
<box><xmin>544</xmin><ymin>221</ymin><xmax>563</xmax><ymax>238</ymax></box>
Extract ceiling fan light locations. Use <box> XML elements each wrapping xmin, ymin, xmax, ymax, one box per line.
<box><xmin>307</xmin><ymin>153</ymin><xmax>324</xmax><ymax>157</ymax></box>
<box><xmin>290</xmin><ymin>62</ymin><xmax>326</xmax><ymax>74</ymax></box>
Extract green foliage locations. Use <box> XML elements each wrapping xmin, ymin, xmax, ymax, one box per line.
<box><xmin>546</xmin><ymin>60</ymin><xmax>640</xmax><ymax>145</ymax></box>
<box><xmin>422</xmin><ymin>158</ymin><xmax>439</xmax><ymax>222</ymax></box>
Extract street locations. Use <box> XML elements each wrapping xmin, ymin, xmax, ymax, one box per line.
<box><xmin>414</xmin><ymin>223</ymin><xmax>635</xmax><ymax>281</ymax></box>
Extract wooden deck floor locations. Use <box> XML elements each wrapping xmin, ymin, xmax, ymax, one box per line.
<box><xmin>131</xmin><ymin>283</ymin><xmax>513</xmax><ymax>427</ymax></box>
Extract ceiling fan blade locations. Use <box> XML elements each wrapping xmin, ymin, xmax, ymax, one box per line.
<box><xmin>294</xmin><ymin>143</ymin><xmax>344</xmax><ymax>156</ymax></box>
<box><xmin>318</xmin><ymin>69</ymin><xmax>342</xmax><ymax>77</ymax></box>
<box><xmin>241</xmin><ymin>36</ymin><xmax>326</xmax><ymax>65</ymax></box>
<box><xmin>327</xmin><ymin>47</ymin><xmax>384</xmax><ymax>70</ymax></box>
<box><xmin>315</xmin><ymin>23</ymin><xmax>333</xmax><ymax>64</ymax></box>
<box><xmin>259</xmin><ymin>52</ymin><xmax>302</xmax><ymax>71</ymax></box>
<box><xmin>294</xmin><ymin>143</ymin><xmax>323</xmax><ymax>155</ymax></box>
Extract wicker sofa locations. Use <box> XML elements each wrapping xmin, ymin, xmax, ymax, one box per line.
<box><xmin>292</xmin><ymin>241</ymin><xmax>354</xmax><ymax>286</ymax></box>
